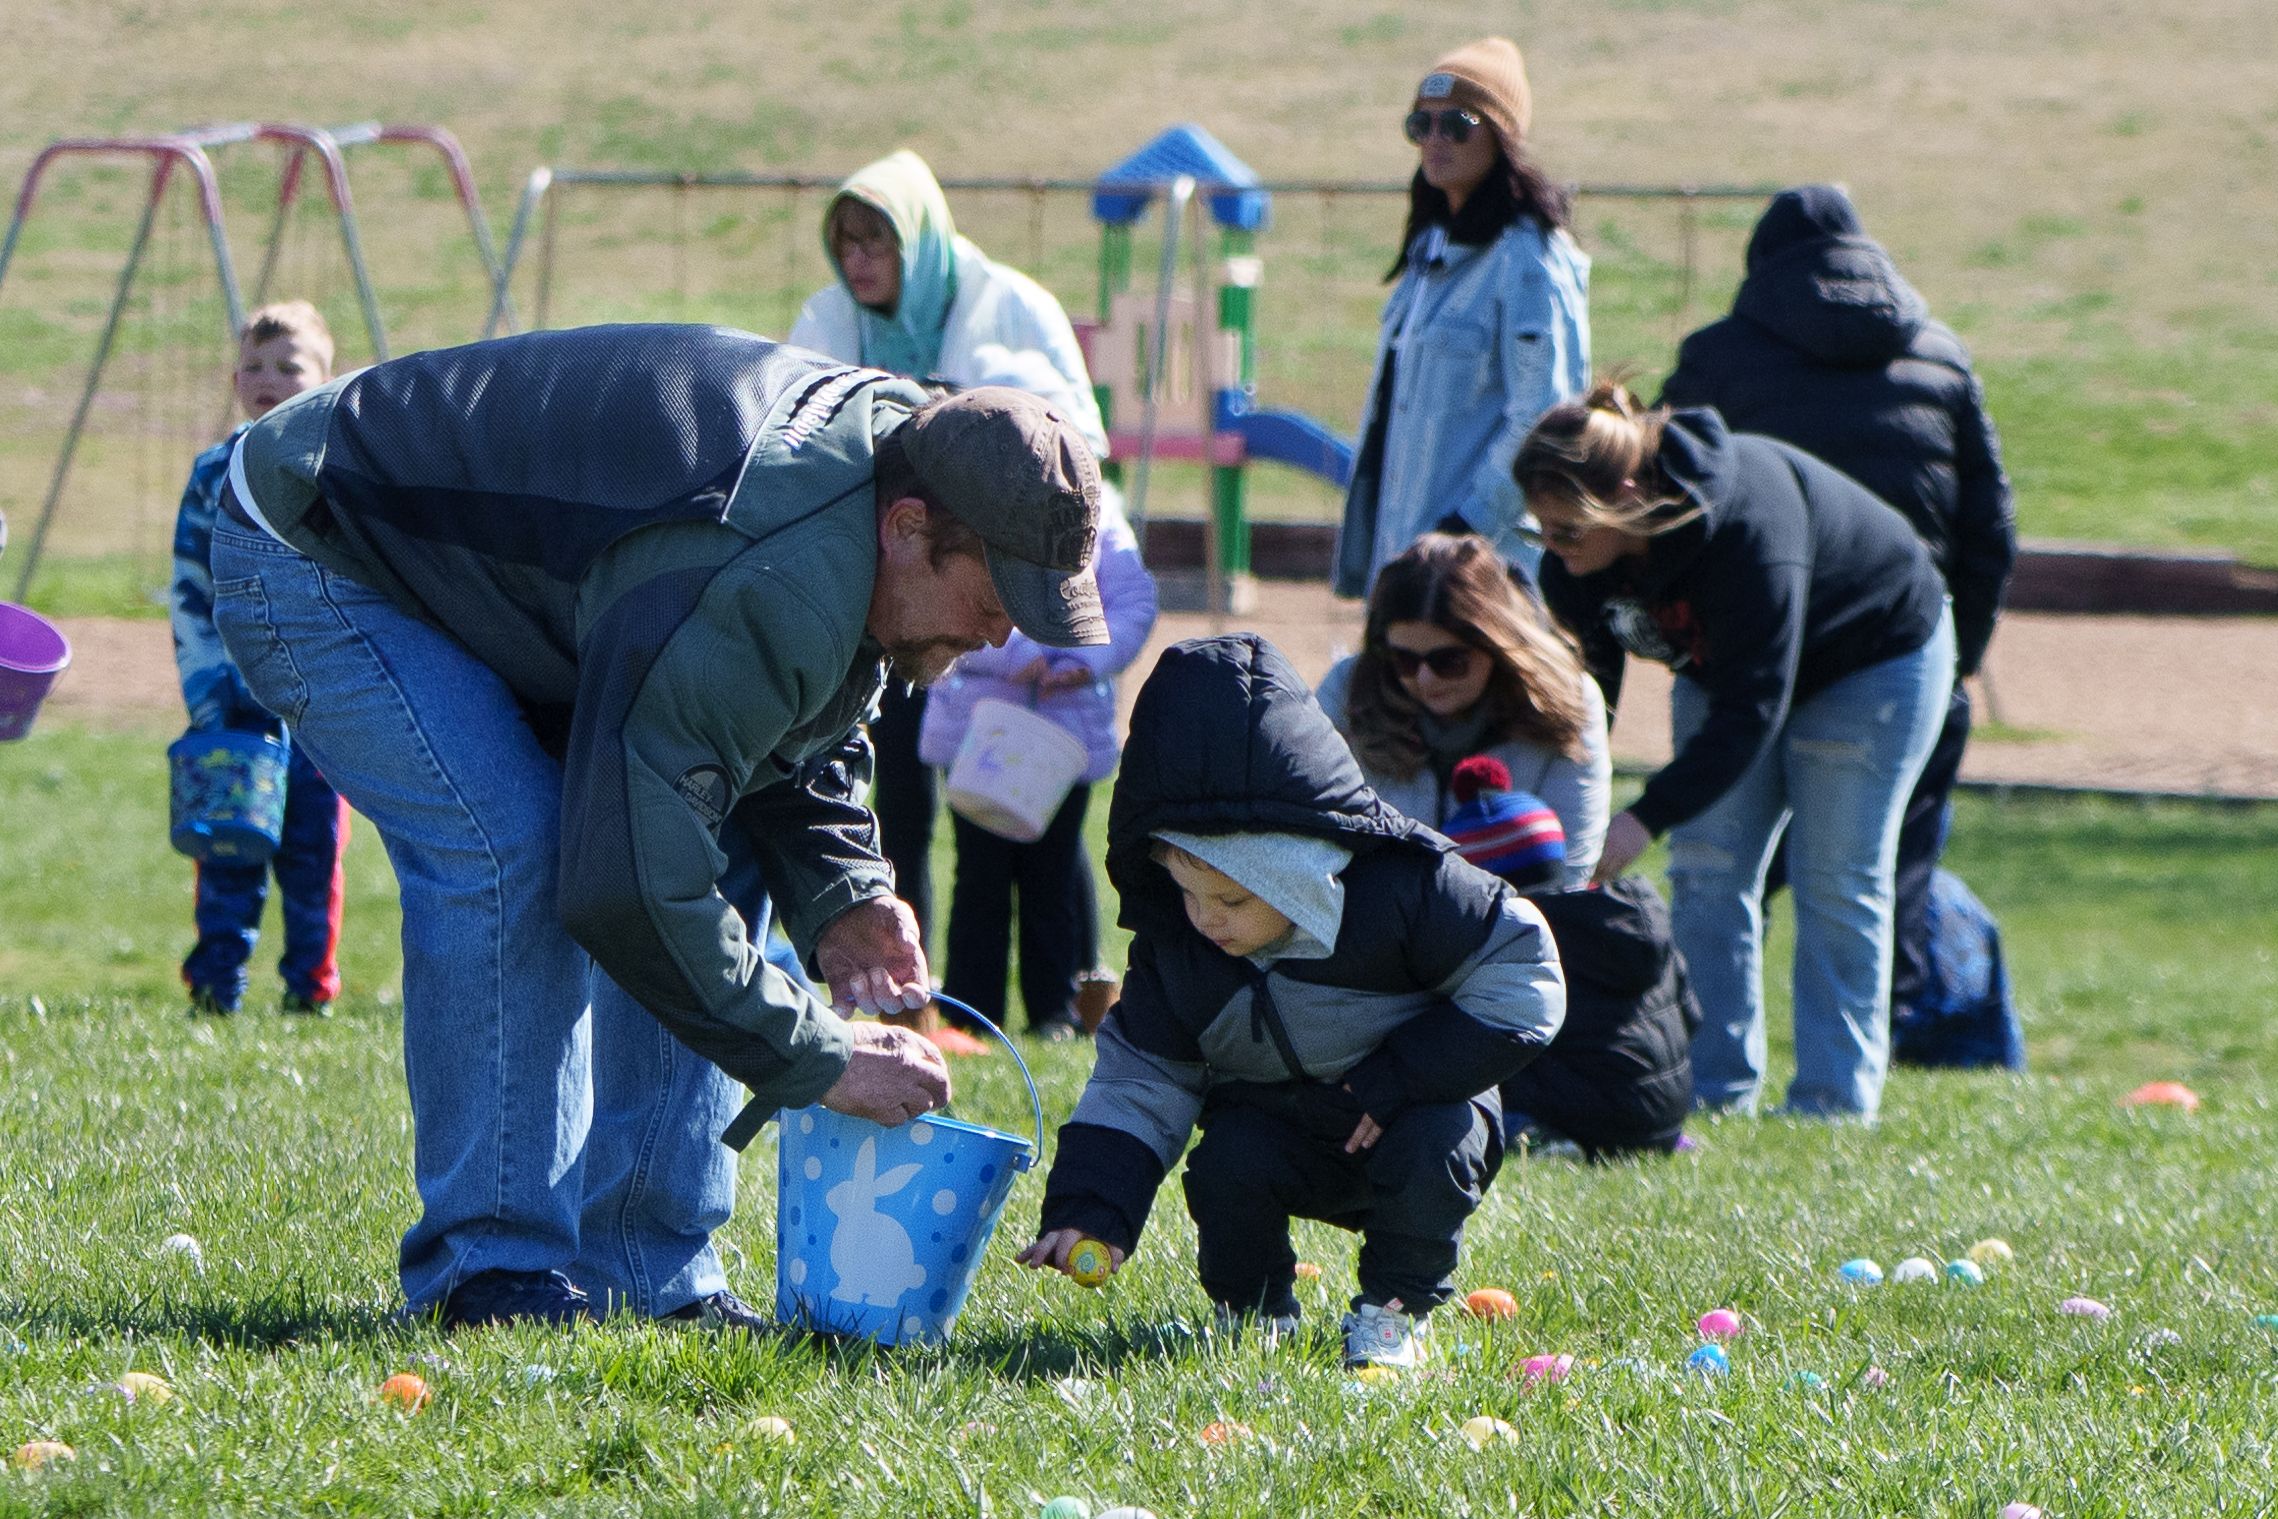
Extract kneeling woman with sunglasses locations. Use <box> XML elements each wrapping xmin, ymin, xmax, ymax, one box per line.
<box><xmin>1334</xmin><ymin>36</ymin><xmax>1592</xmax><ymax>600</ymax></box>
<box><xmin>1317</xmin><ymin>532</ymin><xmax>1611</xmax><ymax>889</ymax></box>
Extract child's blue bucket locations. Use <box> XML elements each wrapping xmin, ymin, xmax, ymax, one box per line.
<box><xmin>0</xmin><ymin>601</ymin><xmax>71</xmax><ymax>743</ymax></box>
<box><xmin>167</xmin><ymin>728</ymin><xmax>289</xmax><ymax>863</ymax></box>
<box><xmin>776</xmin><ymin>993</ymin><xmax>1044</xmax><ymax>1347</ymax></box>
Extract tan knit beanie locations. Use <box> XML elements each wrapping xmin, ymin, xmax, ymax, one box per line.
<box><xmin>1417</xmin><ymin>36</ymin><xmax>1531</xmax><ymax>163</ymax></box>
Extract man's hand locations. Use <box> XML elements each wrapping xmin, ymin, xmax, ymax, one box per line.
<box><xmin>818</xmin><ymin>1021</ymin><xmax>951</xmax><ymax>1126</ymax></box>
<box><xmin>816</xmin><ymin>895</ymin><xmax>931</xmax><ymax>1014</ymax></box>
<box><xmin>1592</xmin><ymin>809</ymin><xmax>1652</xmax><ymax>885</ymax></box>
<box><xmin>1016</xmin><ymin>1228</ymin><xmax>1126</xmax><ymax>1278</ymax></box>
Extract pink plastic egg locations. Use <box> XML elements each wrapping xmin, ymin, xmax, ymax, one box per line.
<box><xmin>1697</xmin><ymin>1308</ymin><xmax>1744</xmax><ymax>1340</ymax></box>
<box><xmin>1519</xmin><ymin>1352</ymin><xmax>1574</xmax><ymax>1385</ymax></box>
<box><xmin>2060</xmin><ymin>1296</ymin><xmax>2113</xmax><ymax>1321</ymax></box>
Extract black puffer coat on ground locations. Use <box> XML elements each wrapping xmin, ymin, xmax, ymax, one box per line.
<box><xmin>1499</xmin><ymin>875</ymin><xmax>1700</xmax><ymax>1157</ymax></box>
<box><xmin>1660</xmin><ymin>186</ymin><xmax>2015</xmax><ymax>675</ymax></box>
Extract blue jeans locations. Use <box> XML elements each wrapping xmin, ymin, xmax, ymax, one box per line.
<box><xmin>210</xmin><ymin>519</ymin><xmax>743</xmax><ymax>1315</ymax></box>
<box><xmin>1670</xmin><ymin>607</ymin><xmax>1955</xmax><ymax>1119</ymax></box>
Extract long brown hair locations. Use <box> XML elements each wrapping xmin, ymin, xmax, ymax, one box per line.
<box><xmin>1346</xmin><ymin>532</ymin><xmax>1593</xmax><ymax>777</ymax></box>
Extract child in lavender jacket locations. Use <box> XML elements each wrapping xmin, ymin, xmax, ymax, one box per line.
<box><xmin>920</xmin><ymin>488</ymin><xmax>1158</xmax><ymax>1034</ymax></box>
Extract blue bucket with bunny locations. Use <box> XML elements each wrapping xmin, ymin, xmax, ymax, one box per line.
<box><xmin>775</xmin><ymin>994</ymin><xmax>1044</xmax><ymax>1346</ymax></box>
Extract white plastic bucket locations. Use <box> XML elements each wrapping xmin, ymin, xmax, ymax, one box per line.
<box><xmin>943</xmin><ymin>697</ymin><xmax>1087</xmax><ymax>843</ymax></box>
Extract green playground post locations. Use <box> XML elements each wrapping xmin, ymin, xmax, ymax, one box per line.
<box><xmin>1211</xmin><ymin>227</ymin><xmax>1259</xmax><ymax>579</ymax></box>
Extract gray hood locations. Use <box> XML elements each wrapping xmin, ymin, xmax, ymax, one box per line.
<box><xmin>1153</xmin><ymin>828</ymin><xmax>1350</xmax><ymax>963</ymax></box>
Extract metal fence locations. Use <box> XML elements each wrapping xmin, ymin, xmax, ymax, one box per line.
<box><xmin>0</xmin><ymin>147</ymin><xmax>1772</xmax><ymax>598</ymax></box>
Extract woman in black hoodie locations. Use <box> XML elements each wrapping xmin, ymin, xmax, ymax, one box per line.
<box><xmin>1515</xmin><ymin>384</ymin><xmax>1954</xmax><ymax>1121</ymax></box>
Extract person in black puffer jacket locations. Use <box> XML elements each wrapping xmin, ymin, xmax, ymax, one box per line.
<box><xmin>1660</xmin><ymin>185</ymin><xmax>2016</xmax><ymax>1045</ymax></box>
<box><xmin>1016</xmin><ymin>634</ymin><xmax>1565</xmax><ymax>1370</ymax></box>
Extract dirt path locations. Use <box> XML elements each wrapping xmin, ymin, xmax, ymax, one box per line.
<box><xmin>39</xmin><ymin>594</ymin><xmax>2278</xmax><ymax>798</ymax></box>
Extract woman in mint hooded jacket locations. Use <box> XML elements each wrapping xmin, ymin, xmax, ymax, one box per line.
<box><xmin>789</xmin><ymin>150</ymin><xmax>1116</xmax><ymax>1038</ymax></box>
<box><xmin>1334</xmin><ymin>36</ymin><xmax>1592</xmax><ymax>599</ymax></box>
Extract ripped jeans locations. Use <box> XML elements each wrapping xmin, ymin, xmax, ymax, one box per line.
<box><xmin>1671</xmin><ymin>606</ymin><xmax>1954</xmax><ymax>1119</ymax></box>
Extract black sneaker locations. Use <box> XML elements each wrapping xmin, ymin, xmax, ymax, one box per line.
<box><xmin>659</xmin><ymin>1289</ymin><xmax>771</xmax><ymax>1336</ymax></box>
<box><xmin>438</xmin><ymin>1269</ymin><xmax>595</xmax><ymax>1329</ymax></box>
<box><xmin>280</xmin><ymin>994</ymin><xmax>331</xmax><ymax>1017</ymax></box>
<box><xmin>187</xmin><ymin>988</ymin><xmax>237</xmax><ymax>1018</ymax></box>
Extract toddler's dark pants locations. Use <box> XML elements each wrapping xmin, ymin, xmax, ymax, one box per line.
<box><xmin>942</xmin><ymin>784</ymin><xmax>1095</xmax><ymax>1030</ymax></box>
<box><xmin>868</xmin><ymin>683</ymin><xmax>937</xmax><ymax>952</ymax></box>
<box><xmin>182</xmin><ymin>740</ymin><xmax>347</xmax><ymax>1009</ymax></box>
<box><xmin>1182</xmin><ymin>1081</ymin><xmax>1502</xmax><ymax>1318</ymax></box>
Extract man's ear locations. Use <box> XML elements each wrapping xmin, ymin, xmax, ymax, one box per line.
<box><xmin>878</xmin><ymin>495</ymin><xmax>929</xmax><ymax>556</ymax></box>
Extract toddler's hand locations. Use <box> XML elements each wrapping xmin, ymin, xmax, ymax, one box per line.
<box><xmin>1017</xmin><ymin>1228</ymin><xmax>1125</xmax><ymax>1279</ymax></box>
<box><xmin>1343</xmin><ymin>1114</ymin><xmax>1384</xmax><ymax>1154</ymax></box>
<box><xmin>1035</xmin><ymin>661</ymin><xmax>1093</xmax><ymax>695</ymax></box>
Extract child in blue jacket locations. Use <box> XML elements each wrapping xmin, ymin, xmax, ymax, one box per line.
<box><xmin>170</xmin><ymin>301</ymin><xmax>348</xmax><ymax>1016</ymax></box>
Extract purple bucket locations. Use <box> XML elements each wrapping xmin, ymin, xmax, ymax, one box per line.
<box><xmin>0</xmin><ymin>602</ymin><xmax>72</xmax><ymax>742</ymax></box>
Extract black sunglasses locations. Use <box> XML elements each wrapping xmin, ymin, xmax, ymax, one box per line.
<box><xmin>1404</xmin><ymin>108</ymin><xmax>1481</xmax><ymax>145</ymax></box>
<box><xmin>1386</xmin><ymin>643</ymin><xmax>1480</xmax><ymax>680</ymax></box>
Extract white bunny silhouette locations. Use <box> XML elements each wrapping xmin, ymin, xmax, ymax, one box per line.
<box><xmin>824</xmin><ymin>1136</ymin><xmax>929</xmax><ymax>1308</ymax></box>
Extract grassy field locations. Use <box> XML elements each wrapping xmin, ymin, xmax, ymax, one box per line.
<box><xmin>3</xmin><ymin>0</ymin><xmax>2276</xmax><ymax>603</ymax></box>
<box><xmin>4</xmin><ymin>718</ymin><xmax>2277</xmax><ymax>1514</ymax></box>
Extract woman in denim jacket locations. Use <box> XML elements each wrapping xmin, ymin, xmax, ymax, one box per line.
<box><xmin>1334</xmin><ymin>36</ymin><xmax>1592</xmax><ymax>599</ymax></box>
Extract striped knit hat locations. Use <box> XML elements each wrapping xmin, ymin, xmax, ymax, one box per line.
<box><xmin>1442</xmin><ymin>755</ymin><xmax>1564</xmax><ymax>892</ymax></box>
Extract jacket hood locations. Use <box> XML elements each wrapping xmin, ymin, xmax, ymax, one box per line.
<box><xmin>1532</xmin><ymin>876</ymin><xmax>1674</xmax><ymax>995</ymax></box>
<box><xmin>1734</xmin><ymin>185</ymin><xmax>1927</xmax><ymax>367</ymax></box>
<box><xmin>823</xmin><ymin>150</ymin><xmax>965</xmax><ymax>378</ymax></box>
<box><xmin>1108</xmin><ymin>634</ymin><xmax>1438</xmax><ymax>937</ymax></box>
<box><xmin>1610</xmin><ymin>407</ymin><xmax>1740</xmax><ymax>596</ymax></box>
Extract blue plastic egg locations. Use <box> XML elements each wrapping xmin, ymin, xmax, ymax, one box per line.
<box><xmin>1838</xmin><ymin>1257</ymin><xmax>1884</xmax><ymax>1287</ymax></box>
<box><xmin>1686</xmin><ymin>1344</ymin><xmax>1730</xmax><ymax>1377</ymax></box>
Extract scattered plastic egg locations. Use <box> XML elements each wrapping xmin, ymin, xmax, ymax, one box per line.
<box><xmin>1459</xmin><ymin>1414</ymin><xmax>1518</xmax><ymax>1448</ymax></box>
<box><xmin>1198</xmin><ymin>1419</ymin><xmax>1253</xmax><ymax>1447</ymax></box>
<box><xmin>2255</xmin><ymin>1314</ymin><xmax>2278</xmax><ymax>1330</ymax></box>
<box><xmin>1294</xmin><ymin>1261</ymin><xmax>1322</xmax><ymax>1281</ymax></box>
<box><xmin>1518</xmin><ymin>1353</ymin><xmax>1574</xmax><ymax>1385</ymax></box>
<box><xmin>1945</xmin><ymin>1259</ymin><xmax>1986</xmax><ymax>1287</ymax></box>
<box><xmin>520</xmin><ymin>1364</ymin><xmax>557</xmax><ymax>1387</ymax></box>
<box><xmin>1464</xmin><ymin>1288</ymin><xmax>1518</xmax><ymax>1320</ymax></box>
<box><xmin>1354</xmin><ymin>1364</ymin><xmax>1400</xmax><ymax>1386</ymax></box>
<box><xmin>1785</xmin><ymin>1370</ymin><xmax>1826</xmax><ymax>1391</ymax></box>
<box><xmin>1968</xmin><ymin>1238</ymin><xmax>2015</xmax><ymax>1266</ymax></box>
<box><xmin>1685</xmin><ymin>1344</ymin><xmax>1729</xmax><ymax>1377</ymax></box>
<box><xmin>116</xmin><ymin>1371</ymin><xmax>172</xmax><ymax>1404</ymax></box>
<box><xmin>10</xmin><ymin>1441</ymin><xmax>73</xmax><ymax>1470</ymax></box>
<box><xmin>1891</xmin><ymin>1256</ymin><xmax>1939</xmax><ymax>1284</ymax></box>
<box><xmin>1862</xmin><ymin>1365</ymin><xmax>1890</xmax><ymax>1389</ymax></box>
<box><xmin>2121</xmin><ymin>1080</ymin><xmax>2199</xmax><ymax>1111</ymax></box>
<box><xmin>377</xmin><ymin>1372</ymin><xmax>431</xmax><ymax>1412</ymax></box>
<box><xmin>1696</xmin><ymin>1308</ymin><xmax>1744</xmax><ymax>1340</ymax></box>
<box><xmin>159</xmin><ymin>1233</ymin><xmax>204</xmax><ymax>1266</ymax></box>
<box><xmin>1041</xmin><ymin>1500</ymin><xmax>1092</xmax><ymax>1519</ymax></box>
<box><xmin>2059</xmin><ymin>1296</ymin><xmax>2112</xmax><ymax>1320</ymax></box>
<box><xmin>1838</xmin><ymin>1257</ymin><xmax>1884</xmax><ymax>1287</ymax></box>
<box><xmin>2000</xmin><ymin>1505</ymin><xmax>2044</xmax><ymax>1519</ymax></box>
<box><xmin>748</xmin><ymin>1415</ymin><xmax>796</xmax><ymax>1444</ymax></box>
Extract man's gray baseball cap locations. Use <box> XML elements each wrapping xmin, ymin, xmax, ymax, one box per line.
<box><xmin>898</xmin><ymin>386</ymin><xmax>1108</xmax><ymax>647</ymax></box>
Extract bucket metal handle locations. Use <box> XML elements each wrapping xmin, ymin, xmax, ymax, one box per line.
<box><xmin>927</xmin><ymin>991</ymin><xmax>1048</xmax><ymax>1170</ymax></box>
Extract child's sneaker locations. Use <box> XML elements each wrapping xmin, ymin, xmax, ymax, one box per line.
<box><xmin>1212</xmin><ymin>1304</ymin><xmax>1300</xmax><ymax>1345</ymax></box>
<box><xmin>279</xmin><ymin>994</ymin><xmax>331</xmax><ymax>1017</ymax></box>
<box><xmin>1341</xmin><ymin>1299</ymin><xmax>1425</xmax><ymax>1370</ymax></box>
<box><xmin>187</xmin><ymin>988</ymin><xmax>236</xmax><ymax>1018</ymax></box>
